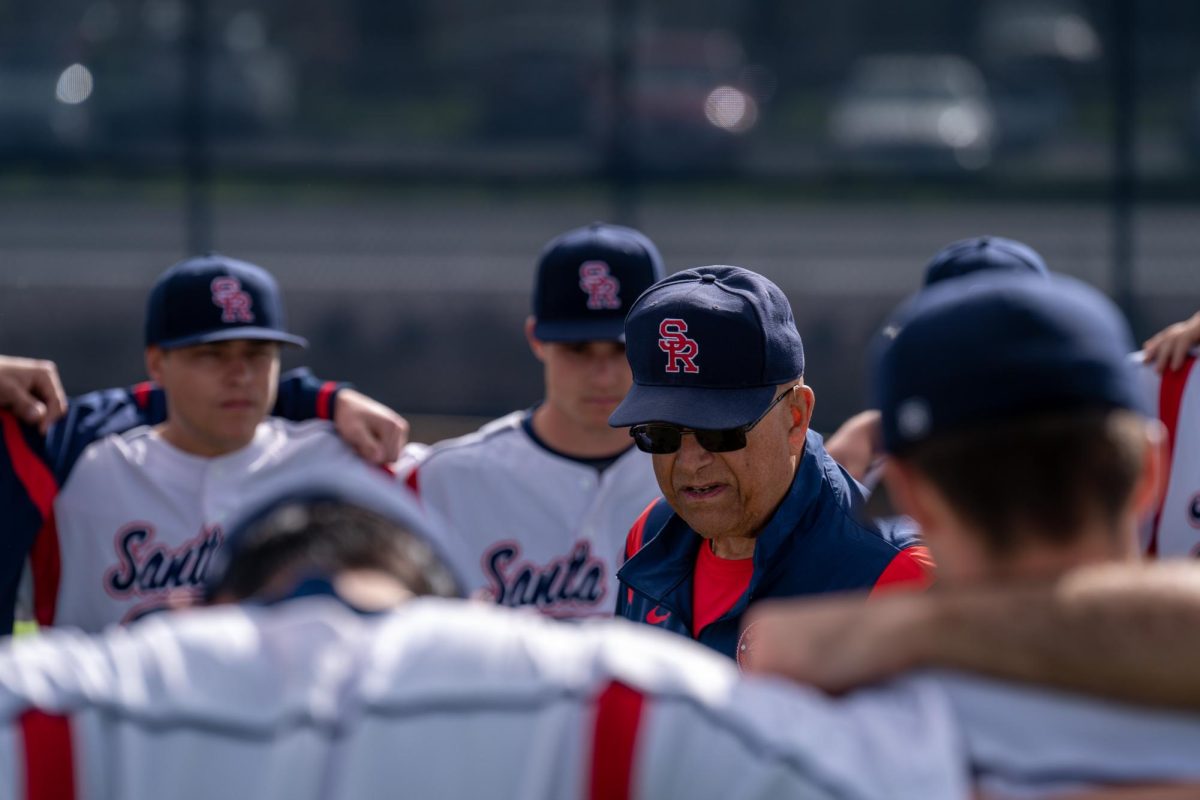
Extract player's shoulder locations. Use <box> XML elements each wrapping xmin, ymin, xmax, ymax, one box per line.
<box><xmin>417</xmin><ymin>411</ymin><xmax>528</xmax><ymax>468</ymax></box>
<box><xmin>62</xmin><ymin>425</ymin><xmax>154</xmax><ymax>481</ymax></box>
<box><xmin>365</xmin><ymin>598</ymin><xmax>737</xmax><ymax>701</ymax></box>
<box><xmin>0</xmin><ymin>598</ymin><xmax>370</xmax><ymax>725</ymax></box>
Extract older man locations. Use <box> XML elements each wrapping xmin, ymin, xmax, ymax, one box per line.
<box><xmin>609</xmin><ymin>265</ymin><xmax>931</xmax><ymax>662</ymax></box>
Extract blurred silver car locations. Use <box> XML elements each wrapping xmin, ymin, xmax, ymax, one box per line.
<box><xmin>829</xmin><ymin>54</ymin><xmax>996</xmax><ymax>171</ymax></box>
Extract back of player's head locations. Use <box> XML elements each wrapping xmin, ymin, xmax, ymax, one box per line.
<box><xmin>205</xmin><ymin>470</ymin><xmax>466</xmax><ymax>603</ymax></box>
<box><xmin>922</xmin><ymin>236</ymin><xmax>1049</xmax><ymax>288</ymax></box>
<box><xmin>874</xmin><ymin>273</ymin><xmax>1153</xmax><ymax>554</ymax></box>
<box><xmin>532</xmin><ymin>222</ymin><xmax>665</xmax><ymax>343</ymax></box>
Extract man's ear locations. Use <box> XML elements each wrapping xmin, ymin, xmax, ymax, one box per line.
<box><xmin>524</xmin><ymin>317</ymin><xmax>545</xmax><ymax>362</ymax></box>
<box><xmin>145</xmin><ymin>346</ymin><xmax>165</xmax><ymax>385</ymax></box>
<box><xmin>787</xmin><ymin>384</ymin><xmax>815</xmax><ymax>452</ymax></box>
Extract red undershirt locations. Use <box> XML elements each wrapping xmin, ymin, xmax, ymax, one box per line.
<box><xmin>691</xmin><ymin>542</ymin><xmax>755</xmax><ymax>637</ymax></box>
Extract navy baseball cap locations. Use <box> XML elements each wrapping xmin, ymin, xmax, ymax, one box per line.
<box><xmin>922</xmin><ymin>236</ymin><xmax>1049</xmax><ymax>287</ymax></box>
<box><xmin>875</xmin><ymin>273</ymin><xmax>1150</xmax><ymax>455</ymax></box>
<box><xmin>145</xmin><ymin>254</ymin><xmax>308</xmax><ymax>350</ymax></box>
<box><xmin>609</xmin><ymin>265</ymin><xmax>806</xmax><ymax>430</ymax></box>
<box><xmin>532</xmin><ymin>222</ymin><xmax>665</xmax><ymax>342</ymax></box>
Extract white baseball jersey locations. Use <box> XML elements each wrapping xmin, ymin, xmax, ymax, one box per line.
<box><xmin>35</xmin><ymin>419</ymin><xmax>386</xmax><ymax>631</ymax></box>
<box><xmin>0</xmin><ymin>594</ymin><xmax>968</xmax><ymax>800</ymax></box>
<box><xmin>5</xmin><ymin>596</ymin><xmax>1200</xmax><ymax>800</ymax></box>
<box><xmin>407</xmin><ymin>411</ymin><xmax>660</xmax><ymax>618</ymax></box>
<box><xmin>1136</xmin><ymin>352</ymin><xmax>1200</xmax><ymax>557</ymax></box>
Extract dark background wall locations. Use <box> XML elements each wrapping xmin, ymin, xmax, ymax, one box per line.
<box><xmin>1</xmin><ymin>0</ymin><xmax>1197</xmax><ymax>438</ymax></box>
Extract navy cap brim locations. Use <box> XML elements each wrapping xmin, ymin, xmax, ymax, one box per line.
<box><xmin>155</xmin><ymin>327</ymin><xmax>309</xmax><ymax>350</ymax></box>
<box><xmin>609</xmin><ymin>382</ymin><xmax>779</xmax><ymax>429</ymax></box>
<box><xmin>533</xmin><ymin>317</ymin><xmax>627</xmax><ymax>343</ymax></box>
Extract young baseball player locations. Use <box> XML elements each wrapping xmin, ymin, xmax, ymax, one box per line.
<box><xmin>0</xmin><ymin>360</ymin><xmax>404</xmax><ymax>635</ymax></box>
<box><xmin>23</xmin><ymin>254</ymin><xmax>419</xmax><ymax>631</ymax></box>
<box><xmin>404</xmin><ymin>223</ymin><xmax>665</xmax><ymax>619</ymax></box>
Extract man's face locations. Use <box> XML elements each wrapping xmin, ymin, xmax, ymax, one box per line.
<box><xmin>529</xmin><ymin>326</ymin><xmax>632</xmax><ymax>433</ymax></box>
<box><xmin>146</xmin><ymin>338</ymin><xmax>281</xmax><ymax>456</ymax></box>
<box><xmin>653</xmin><ymin>383</ymin><xmax>814</xmax><ymax>546</ymax></box>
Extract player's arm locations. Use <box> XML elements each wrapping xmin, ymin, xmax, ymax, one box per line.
<box><xmin>743</xmin><ymin>562</ymin><xmax>1200</xmax><ymax>711</ymax></box>
<box><xmin>824</xmin><ymin>409</ymin><xmax>882</xmax><ymax>482</ymax></box>
<box><xmin>1143</xmin><ymin>311</ymin><xmax>1200</xmax><ymax>373</ymax></box>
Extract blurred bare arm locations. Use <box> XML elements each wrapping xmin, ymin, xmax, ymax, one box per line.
<box><xmin>1143</xmin><ymin>312</ymin><xmax>1200</xmax><ymax>373</ymax></box>
<box><xmin>0</xmin><ymin>355</ymin><xmax>67</xmax><ymax>434</ymax></box>
<box><xmin>745</xmin><ymin>562</ymin><xmax>1200</xmax><ymax>711</ymax></box>
<box><xmin>824</xmin><ymin>409</ymin><xmax>882</xmax><ymax>482</ymax></box>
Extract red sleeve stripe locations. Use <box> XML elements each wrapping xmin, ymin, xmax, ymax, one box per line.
<box><xmin>20</xmin><ymin>711</ymin><xmax>76</xmax><ymax>800</ymax></box>
<box><xmin>1149</xmin><ymin>356</ymin><xmax>1196</xmax><ymax>556</ymax></box>
<box><xmin>131</xmin><ymin>381</ymin><xmax>154</xmax><ymax>411</ymax></box>
<box><xmin>588</xmin><ymin>681</ymin><xmax>645</xmax><ymax>800</ymax></box>
<box><xmin>869</xmin><ymin>545</ymin><xmax>935</xmax><ymax>598</ymax></box>
<box><xmin>624</xmin><ymin>500</ymin><xmax>660</xmax><ymax>562</ymax></box>
<box><xmin>404</xmin><ymin>467</ymin><xmax>420</xmax><ymax>495</ymax></box>
<box><xmin>30</xmin><ymin>511</ymin><xmax>62</xmax><ymax>626</ymax></box>
<box><xmin>316</xmin><ymin>382</ymin><xmax>337</xmax><ymax>421</ymax></box>
<box><xmin>1</xmin><ymin>413</ymin><xmax>56</xmax><ymax>520</ymax></box>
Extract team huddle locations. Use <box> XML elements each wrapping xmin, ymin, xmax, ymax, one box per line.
<box><xmin>0</xmin><ymin>224</ymin><xmax>1198</xmax><ymax>798</ymax></box>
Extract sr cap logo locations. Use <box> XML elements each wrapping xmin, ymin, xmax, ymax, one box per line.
<box><xmin>532</xmin><ymin>222</ymin><xmax>665</xmax><ymax>342</ymax></box>
<box><xmin>610</xmin><ymin>266</ymin><xmax>805</xmax><ymax>431</ymax></box>
<box><xmin>145</xmin><ymin>254</ymin><xmax>308</xmax><ymax>350</ymax></box>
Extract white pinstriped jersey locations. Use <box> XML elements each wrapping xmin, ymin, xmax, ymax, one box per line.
<box><xmin>4</xmin><ymin>596</ymin><xmax>1200</xmax><ymax>800</ymax></box>
<box><xmin>0</xmin><ymin>595</ymin><xmax>967</xmax><ymax>800</ymax></box>
<box><xmin>407</xmin><ymin>411</ymin><xmax>660</xmax><ymax>618</ymax></box>
<box><xmin>1136</xmin><ymin>352</ymin><xmax>1200</xmax><ymax>557</ymax></box>
<box><xmin>40</xmin><ymin>419</ymin><xmax>384</xmax><ymax>632</ymax></box>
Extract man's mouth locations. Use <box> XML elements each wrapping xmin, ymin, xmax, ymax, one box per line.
<box><xmin>679</xmin><ymin>483</ymin><xmax>726</xmax><ymax>500</ymax></box>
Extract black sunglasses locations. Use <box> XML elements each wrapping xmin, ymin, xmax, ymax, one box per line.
<box><xmin>629</xmin><ymin>385</ymin><xmax>799</xmax><ymax>454</ymax></box>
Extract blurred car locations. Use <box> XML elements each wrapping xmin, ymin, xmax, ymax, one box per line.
<box><xmin>593</xmin><ymin>30</ymin><xmax>760</xmax><ymax>174</ymax></box>
<box><xmin>828</xmin><ymin>54</ymin><xmax>996</xmax><ymax>172</ymax></box>
<box><xmin>978</xmin><ymin>0</ymin><xmax>1101</xmax><ymax>65</ymax></box>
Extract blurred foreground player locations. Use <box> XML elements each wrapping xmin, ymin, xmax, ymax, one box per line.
<box><xmin>746</xmin><ymin>273</ymin><xmax>1200</xmax><ymax>795</ymax></box>
<box><xmin>406</xmin><ymin>224</ymin><xmax>664</xmax><ymax>618</ymax></box>
<box><xmin>0</xmin><ymin>469</ymin><xmax>972</xmax><ymax>800</ymax></box>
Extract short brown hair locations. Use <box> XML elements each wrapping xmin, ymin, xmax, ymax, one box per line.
<box><xmin>209</xmin><ymin>499</ymin><xmax>461</xmax><ymax>602</ymax></box>
<box><xmin>903</xmin><ymin>408</ymin><xmax>1149</xmax><ymax>556</ymax></box>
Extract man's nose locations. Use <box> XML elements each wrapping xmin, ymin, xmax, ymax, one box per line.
<box><xmin>675</xmin><ymin>431</ymin><xmax>714</xmax><ymax>468</ymax></box>
<box><xmin>225</xmin><ymin>356</ymin><xmax>253</xmax><ymax>382</ymax></box>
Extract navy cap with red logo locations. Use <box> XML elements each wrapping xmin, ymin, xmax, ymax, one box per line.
<box><xmin>144</xmin><ymin>254</ymin><xmax>308</xmax><ymax>350</ymax></box>
<box><xmin>875</xmin><ymin>272</ymin><xmax>1150</xmax><ymax>455</ymax></box>
<box><xmin>922</xmin><ymin>235</ymin><xmax>1049</xmax><ymax>287</ymax></box>
<box><xmin>609</xmin><ymin>265</ymin><xmax>806</xmax><ymax>430</ymax></box>
<box><xmin>532</xmin><ymin>222</ymin><xmax>665</xmax><ymax>343</ymax></box>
